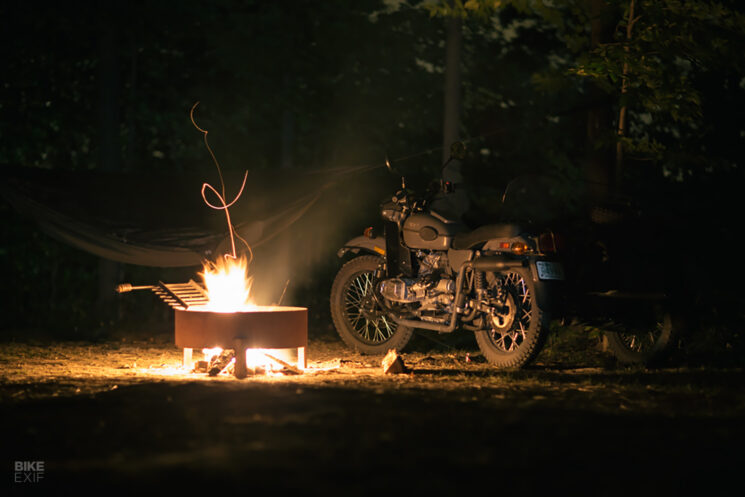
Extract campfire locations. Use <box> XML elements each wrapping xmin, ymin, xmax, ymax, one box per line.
<box><xmin>175</xmin><ymin>254</ymin><xmax>307</xmax><ymax>378</ymax></box>
<box><xmin>115</xmin><ymin>102</ymin><xmax>308</xmax><ymax>378</ymax></box>
<box><xmin>116</xmin><ymin>255</ymin><xmax>308</xmax><ymax>379</ymax></box>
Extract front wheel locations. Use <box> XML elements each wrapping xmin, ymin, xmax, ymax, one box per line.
<box><xmin>474</xmin><ymin>267</ymin><xmax>550</xmax><ymax>369</ymax></box>
<box><xmin>330</xmin><ymin>255</ymin><xmax>414</xmax><ymax>354</ymax></box>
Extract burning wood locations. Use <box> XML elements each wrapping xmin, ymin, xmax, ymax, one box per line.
<box><xmin>262</xmin><ymin>352</ymin><xmax>302</xmax><ymax>375</ymax></box>
<box><xmin>207</xmin><ymin>349</ymin><xmax>235</xmax><ymax>376</ymax></box>
<box><xmin>193</xmin><ymin>360</ymin><xmax>210</xmax><ymax>373</ymax></box>
<box><xmin>188</xmin><ymin>346</ymin><xmax>305</xmax><ymax>377</ymax></box>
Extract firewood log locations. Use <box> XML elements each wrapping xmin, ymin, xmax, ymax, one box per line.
<box><xmin>382</xmin><ymin>349</ymin><xmax>407</xmax><ymax>374</ymax></box>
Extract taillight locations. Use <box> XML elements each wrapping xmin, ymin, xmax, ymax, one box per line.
<box><xmin>538</xmin><ymin>232</ymin><xmax>558</xmax><ymax>253</ymax></box>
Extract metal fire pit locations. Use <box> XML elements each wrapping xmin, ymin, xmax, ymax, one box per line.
<box><xmin>175</xmin><ymin>306</ymin><xmax>307</xmax><ymax>377</ymax></box>
<box><xmin>116</xmin><ymin>281</ymin><xmax>308</xmax><ymax>378</ymax></box>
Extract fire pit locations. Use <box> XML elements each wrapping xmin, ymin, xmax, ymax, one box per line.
<box><xmin>116</xmin><ymin>281</ymin><xmax>308</xmax><ymax>378</ymax></box>
<box><xmin>175</xmin><ymin>305</ymin><xmax>307</xmax><ymax>378</ymax></box>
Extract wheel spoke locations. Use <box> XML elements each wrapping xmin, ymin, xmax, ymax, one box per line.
<box><xmin>374</xmin><ymin>322</ymin><xmax>386</xmax><ymax>342</ymax></box>
<box><xmin>349</xmin><ymin>313</ymin><xmax>362</xmax><ymax>327</ymax></box>
<box><xmin>521</xmin><ymin>307</ymin><xmax>532</xmax><ymax>324</ymax></box>
<box><xmin>382</xmin><ymin>317</ymin><xmax>394</xmax><ymax>338</ymax></box>
<box><xmin>485</xmin><ymin>271</ymin><xmax>535</xmax><ymax>353</ymax></box>
<box><xmin>340</xmin><ymin>268</ymin><xmax>398</xmax><ymax>345</ymax></box>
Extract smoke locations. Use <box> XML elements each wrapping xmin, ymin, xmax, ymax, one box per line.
<box><xmin>246</xmin><ymin>167</ymin><xmax>391</xmax><ymax>310</ymax></box>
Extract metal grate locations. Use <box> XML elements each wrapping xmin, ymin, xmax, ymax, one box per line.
<box><xmin>116</xmin><ymin>280</ymin><xmax>209</xmax><ymax>310</ymax></box>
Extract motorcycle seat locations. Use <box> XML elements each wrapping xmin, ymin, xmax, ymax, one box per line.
<box><xmin>451</xmin><ymin>223</ymin><xmax>523</xmax><ymax>250</ymax></box>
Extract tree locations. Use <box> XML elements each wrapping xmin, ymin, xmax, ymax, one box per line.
<box><xmin>569</xmin><ymin>0</ymin><xmax>745</xmax><ymax>183</ymax></box>
<box><xmin>434</xmin><ymin>0</ymin><xmax>745</xmax><ymax>194</ymax></box>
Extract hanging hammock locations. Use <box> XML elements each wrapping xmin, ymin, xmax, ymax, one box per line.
<box><xmin>1</xmin><ymin>165</ymin><xmax>353</xmax><ymax>267</ymax></box>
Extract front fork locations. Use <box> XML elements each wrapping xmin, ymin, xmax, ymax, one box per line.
<box><xmin>369</xmin><ymin>260</ymin><xmax>396</xmax><ymax>315</ymax></box>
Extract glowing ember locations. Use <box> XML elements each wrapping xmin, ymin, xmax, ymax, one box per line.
<box><xmin>201</xmin><ymin>346</ymin><xmax>281</xmax><ymax>374</ymax></box>
<box><xmin>200</xmin><ymin>256</ymin><xmax>255</xmax><ymax>312</ymax></box>
<box><xmin>245</xmin><ymin>349</ymin><xmax>277</xmax><ymax>373</ymax></box>
<box><xmin>202</xmin><ymin>347</ymin><xmax>224</xmax><ymax>363</ymax></box>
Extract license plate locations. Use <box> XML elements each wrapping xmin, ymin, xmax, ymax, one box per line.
<box><xmin>536</xmin><ymin>261</ymin><xmax>564</xmax><ymax>280</ymax></box>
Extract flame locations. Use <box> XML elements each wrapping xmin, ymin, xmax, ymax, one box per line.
<box><xmin>245</xmin><ymin>349</ymin><xmax>277</xmax><ymax>373</ymax></box>
<box><xmin>200</xmin><ymin>255</ymin><xmax>255</xmax><ymax>312</ymax></box>
<box><xmin>202</xmin><ymin>347</ymin><xmax>224</xmax><ymax>363</ymax></box>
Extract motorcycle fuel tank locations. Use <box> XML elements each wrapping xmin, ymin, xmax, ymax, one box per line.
<box><xmin>402</xmin><ymin>213</ymin><xmax>461</xmax><ymax>250</ymax></box>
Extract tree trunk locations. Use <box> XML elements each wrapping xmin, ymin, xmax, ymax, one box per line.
<box><xmin>615</xmin><ymin>0</ymin><xmax>636</xmax><ymax>192</ymax></box>
<box><xmin>442</xmin><ymin>14</ymin><xmax>462</xmax><ymax>166</ymax></box>
<box><xmin>98</xmin><ymin>27</ymin><xmax>121</xmax><ymax>174</ymax></box>
<box><xmin>438</xmin><ymin>11</ymin><xmax>469</xmax><ymax>219</ymax></box>
<box><xmin>125</xmin><ymin>31</ymin><xmax>139</xmax><ymax>172</ymax></box>
<box><xmin>585</xmin><ymin>0</ymin><xmax>615</xmax><ymax>202</ymax></box>
<box><xmin>97</xmin><ymin>9</ymin><xmax>122</xmax><ymax>325</ymax></box>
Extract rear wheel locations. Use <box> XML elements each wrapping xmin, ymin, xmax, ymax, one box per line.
<box><xmin>603</xmin><ymin>303</ymin><xmax>675</xmax><ymax>365</ymax></box>
<box><xmin>474</xmin><ymin>267</ymin><xmax>549</xmax><ymax>369</ymax></box>
<box><xmin>330</xmin><ymin>256</ymin><xmax>414</xmax><ymax>354</ymax></box>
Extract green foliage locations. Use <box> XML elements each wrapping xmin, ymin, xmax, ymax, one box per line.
<box><xmin>0</xmin><ymin>0</ymin><xmax>448</xmax><ymax>174</ymax></box>
<box><xmin>425</xmin><ymin>0</ymin><xmax>505</xmax><ymax>18</ymax></box>
<box><xmin>438</xmin><ymin>0</ymin><xmax>745</xmax><ymax>173</ymax></box>
<box><xmin>564</xmin><ymin>1</ymin><xmax>745</xmax><ymax>164</ymax></box>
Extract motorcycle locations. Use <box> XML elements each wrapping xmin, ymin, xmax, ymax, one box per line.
<box><xmin>560</xmin><ymin>199</ymin><xmax>682</xmax><ymax>366</ymax></box>
<box><xmin>329</xmin><ymin>144</ymin><xmax>565</xmax><ymax>368</ymax></box>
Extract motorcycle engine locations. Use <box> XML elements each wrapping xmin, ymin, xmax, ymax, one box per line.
<box><xmin>379</xmin><ymin>251</ymin><xmax>454</xmax><ymax>321</ymax></box>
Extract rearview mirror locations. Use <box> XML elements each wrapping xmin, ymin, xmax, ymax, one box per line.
<box><xmin>384</xmin><ymin>154</ymin><xmax>406</xmax><ymax>188</ymax></box>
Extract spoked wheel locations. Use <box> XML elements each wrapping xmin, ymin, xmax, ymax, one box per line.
<box><xmin>330</xmin><ymin>256</ymin><xmax>414</xmax><ymax>354</ymax></box>
<box><xmin>474</xmin><ymin>267</ymin><xmax>549</xmax><ymax>369</ymax></box>
<box><xmin>603</xmin><ymin>302</ymin><xmax>675</xmax><ymax>365</ymax></box>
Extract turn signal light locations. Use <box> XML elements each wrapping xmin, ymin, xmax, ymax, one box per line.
<box><xmin>364</xmin><ymin>227</ymin><xmax>375</xmax><ymax>238</ymax></box>
<box><xmin>511</xmin><ymin>242</ymin><xmax>530</xmax><ymax>255</ymax></box>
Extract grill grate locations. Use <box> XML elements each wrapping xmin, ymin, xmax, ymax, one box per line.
<box><xmin>116</xmin><ymin>280</ymin><xmax>209</xmax><ymax>310</ymax></box>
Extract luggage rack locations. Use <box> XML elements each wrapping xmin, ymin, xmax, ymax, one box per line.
<box><xmin>115</xmin><ymin>280</ymin><xmax>209</xmax><ymax>310</ymax></box>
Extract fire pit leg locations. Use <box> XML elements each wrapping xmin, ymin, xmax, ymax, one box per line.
<box><xmin>183</xmin><ymin>348</ymin><xmax>193</xmax><ymax>369</ymax></box>
<box><xmin>233</xmin><ymin>339</ymin><xmax>248</xmax><ymax>379</ymax></box>
<box><xmin>298</xmin><ymin>347</ymin><xmax>306</xmax><ymax>369</ymax></box>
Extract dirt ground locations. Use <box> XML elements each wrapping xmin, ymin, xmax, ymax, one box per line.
<box><xmin>1</xmin><ymin>329</ymin><xmax>743</xmax><ymax>495</ymax></box>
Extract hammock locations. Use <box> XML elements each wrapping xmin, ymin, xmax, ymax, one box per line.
<box><xmin>1</xmin><ymin>166</ymin><xmax>348</xmax><ymax>267</ymax></box>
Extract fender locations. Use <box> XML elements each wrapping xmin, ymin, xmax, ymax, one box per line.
<box><xmin>530</xmin><ymin>277</ymin><xmax>559</xmax><ymax>316</ymax></box>
<box><xmin>529</xmin><ymin>259</ymin><xmax>565</xmax><ymax>316</ymax></box>
<box><xmin>336</xmin><ymin>235</ymin><xmax>387</xmax><ymax>258</ymax></box>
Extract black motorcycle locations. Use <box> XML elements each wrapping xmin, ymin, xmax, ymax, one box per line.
<box><xmin>560</xmin><ymin>198</ymin><xmax>681</xmax><ymax>366</ymax></box>
<box><xmin>329</xmin><ymin>147</ymin><xmax>565</xmax><ymax>368</ymax></box>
